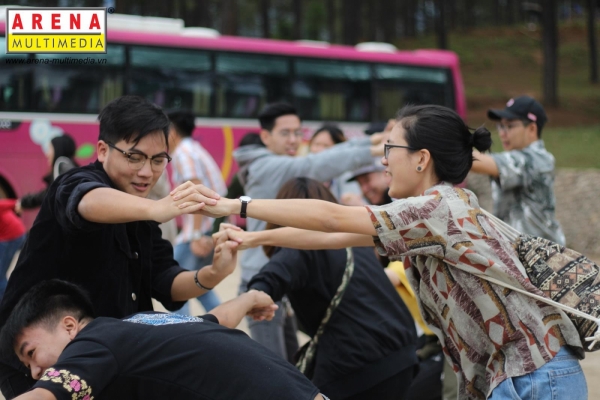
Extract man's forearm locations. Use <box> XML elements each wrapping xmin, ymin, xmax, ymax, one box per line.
<box><xmin>78</xmin><ymin>188</ymin><xmax>154</xmax><ymax>223</ymax></box>
<box><xmin>170</xmin><ymin>267</ymin><xmax>228</xmax><ymax>302</ymax></box>
<box><xmin>471</xmin><ymin>151</ymin><xmax>500</xmax><ymax>177</ymax></box>
<box><xmin>209</xmin><ymin>292</ymin><xmax>257</xmax><ymax>329</ymax></box>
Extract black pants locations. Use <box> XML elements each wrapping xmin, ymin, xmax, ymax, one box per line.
<box><xmin>405</xmin><ymin>352</ymin><xmax>444</xmax><ymax>400</ymax></box>
<box><xmin>341</xmin><ymin>365</ymin><xmax>417</xmax><ymax>400</ymax></box>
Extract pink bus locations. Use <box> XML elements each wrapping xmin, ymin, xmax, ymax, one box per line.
<box><xmin>0</xmin><ymin>12</ymin><xmax>466</xmax><ymax>227</ymax></box>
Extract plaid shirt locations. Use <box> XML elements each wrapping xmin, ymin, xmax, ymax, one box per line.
<box><xmin>171</xmin><ymin>138</ymin><xmax>226</xmax><ymax>245</ymax></box>
<box><xmin>367</xmin><ymin>183</ymin><xmax>581</xmax><ymax>399</ymax></box>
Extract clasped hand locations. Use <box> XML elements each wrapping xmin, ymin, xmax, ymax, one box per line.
<box><xmin>170</xmin><ymin>181</ymin><xmax>237</xmax><ymax>219</ymax></box>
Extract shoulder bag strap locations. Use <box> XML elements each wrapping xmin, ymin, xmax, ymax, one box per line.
<box><xmin>296</xmin><ymin>247</ymin><xmax>355</xmax><ymax>373</ymax></box>
<box><xmin>452</xmin><ymin>208</ymin><xmax>600</xmax><ymax>349</ymax></box>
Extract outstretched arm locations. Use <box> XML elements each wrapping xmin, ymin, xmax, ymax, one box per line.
<box><xmin>209</xmin><ymin>290</ymin><xmax>278</xmax><ymax>329</ymax></box>
<box><xmin>78</xmin><ymin>181</ymin><xmax>220</xmax><ymax>224</ymax></box>
<box><xmin>215</xmin><ymin>224</ymin><xmax>374</xmax><ymax>250</ymax></box>
<box><xmin>172</xmin><ymin>183</ymin><xmax>377</xmax><ymax>236</ymax></box>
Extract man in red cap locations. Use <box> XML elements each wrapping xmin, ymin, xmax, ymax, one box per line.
<box><xmin>471</xmin><ymin>95</ymin><xmax>565</xmax><ymax>245</ymax></box>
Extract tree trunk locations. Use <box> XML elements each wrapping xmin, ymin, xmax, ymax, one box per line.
<box><xmin>222</xmin><ymin>0</ymin><xmax>238</xmax><ymax>35</ymax></box>
<box><xmin>366</xmin><ymin>0</ymin><xmax>377</xmax><ymax>41</ymax></box>
<box><xmin>492</xmin><ymin>0</ymin><xmax>501</xmax><ymax>26</ymax></box>
<box><xmin>261</xmin><ymin>0</ymin><xmax>271</xmax><ymax>38</ymax></box>
<box><xmin>464</xmin><ymin>0</ymin><xmax>476</xmax><ymax>29</ymax></box>
<box><xmin>506</xmin><ymin>0</ymin><xmax>516</xmax><ymax>25</ymax></box>
<box><xmin>542</xmin><ymin>0</ymin><xmax>559</xmax><ymax>106</ymax></box>
<box><xmin>448</xmin><ymin>0</ymin><xmax>457</xmax><ymax>29</ymax></box>
<box><xmin>436</xmin><ymin>0</ymin><xmax>448</xmax><ymax>49</ymax></box>
<box><xmin>327</xmin><ymin>0</ymin><xmax>337</xmax><ymax>42</ymax></box>
<box><xmin>293</xmin><ymin>0</ymin><xmax>303</xmax><ymax>40</ymax></box>
<box><xmin>381</xmin><ymin>0</ymin><xmax>397</xmax><ymax>43</ymax></box>
<box><xmin>342</xmin><ymin>0</ymin><xmax>362</xmax><ymax>44</ymax></box>
<box><xmin>589</xmin><ymin>0</ymin><xmax>599</xmax><ymax>83</ymax></box>
<box><xmin>404</xmin><ymin>0</ymin><xmax>417</xmax><ymax>37</ymax></box>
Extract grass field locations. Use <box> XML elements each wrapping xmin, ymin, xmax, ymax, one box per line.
<box><xmin>393</xmin><ymin>22</ymin><xmax>600</xmax><ymax>169</ymax></box>
<box><xmin>487</xmin><ymin>125</ymin><xmax>600</xmax><ymax>169</ymax></box>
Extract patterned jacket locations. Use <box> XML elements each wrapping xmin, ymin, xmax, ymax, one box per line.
<box><xmin>491</xmin><ymin>140</ymin><xmax>565</xmax><ymax>245</ymax></box>
<box><xmin>367</xmin><ymin>183</ymin><xmax>581</xmax><ymax>399</ymax></box>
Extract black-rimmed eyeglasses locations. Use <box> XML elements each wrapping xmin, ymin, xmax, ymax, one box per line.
<box><xmin>384</xmin><ymin>144</ymin><xmax>417</xmax><ymax>159</ymax></box>
<box><xmin>106</xmin><ymin>142</ymin><xmax>172</xmax><ymax>172</ymax></box>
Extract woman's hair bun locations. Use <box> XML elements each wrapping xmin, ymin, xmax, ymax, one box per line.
<box><xmin>471</xmin><ymin>126</ymin><xmax>492</xmax><ymax>152</ymax></box>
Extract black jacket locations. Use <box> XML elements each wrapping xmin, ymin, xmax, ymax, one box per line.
<box><xmin>0</xmin><ymin>161</ymin><xmax>185</xmax><ymax>398</ymax></box>
<box><xmin>248</xmin><ymin>246</ymin><xmax>418</xmax><ymax>399</ymax></box>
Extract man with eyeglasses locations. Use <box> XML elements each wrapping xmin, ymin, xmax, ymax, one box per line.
<box><xmin>233</xmin><ymin>102</ymin><xmax>386</xmax><ymax>361</ymax></box>
<box><xmin>0</xmin><ymin>96</ymin><xmax>225</xmax><ymax>398</ymax></box>
<box><xmin>471</xmin><ymin>95</ymin><xmax>565</xmax><ymax>245</ymax></box>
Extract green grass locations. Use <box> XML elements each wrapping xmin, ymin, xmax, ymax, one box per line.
<box><xmin>489</xmin><ymin>125</ymin><xmax>600</xmax><ymax>169</ymax></box>
<box><xmin>394</xmin><ymin>24</ymin><xmax>600</xmax><ymax>169</ymax></box>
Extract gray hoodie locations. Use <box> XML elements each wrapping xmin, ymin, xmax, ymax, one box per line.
<box><xmin>234</xmin><ymin>138</ymin><xmax>374</xmax><ymax>282</ymax></box>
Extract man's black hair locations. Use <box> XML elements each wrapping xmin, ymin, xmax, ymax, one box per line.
<box><xmin>0</xmin><ymin>280</ymin><xmax>95</xmax><ymax>359</ymax></box>
<box><xmin>98</xmin><ymin>96</ymin><xmax>170</xmax><ymax>146</ymax></box>
<box><xmin>239</xmin><ymin>132</ymin><xmax>265</xmax><ymax>147</ymax></box>
<box><xmin>168</xmin><ymin>110</ymin><xmax>196</xmax><ymax>138</ymax></box>
<box><xmin>258</xmin><ymin>102</ymin><xmax>299</xmax><ymax>131</ymax></box>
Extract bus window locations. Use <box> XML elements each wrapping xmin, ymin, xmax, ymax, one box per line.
<box><xmin>31</xmin><ymin>45</ymin><xmax>125</xmax><ymax>114</ymax></box>
<box><xmin>374</xmin><ymin>64</ymin><xmax>453</xmax><ymax>120</ymax></box>
<box><xmin>293</xmin><ymin>59</ymin><xmax>371</xmax><ymax>122</ymax></box>
<box><xmin>0</xmin><ymin>37</ymin><xmax>31</xmax><ymax>112</ymax></box>
<box><xmin>215</xmin><ymin>53</ymin><xmax>289</xmax><ymax>118</ymax></box>
<box><xmin>130</xmin><ymin>46</ymin><xmax>212</xmax><ymax>116</ymax></box>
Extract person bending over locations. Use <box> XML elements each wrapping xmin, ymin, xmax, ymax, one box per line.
<box><xmin>0</xmin><ymin>279</ymin><xmax>329</xmax><ymax>400</ymax></box>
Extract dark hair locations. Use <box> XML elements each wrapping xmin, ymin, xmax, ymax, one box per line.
<box><xmin>0</xmin><ymin>280</ymin><xmax>95</xmax><ymax>359</ymax></box>
<box><xmin>258</xmin><ymin>102</ymin><xmax>298</xmax><ymax>131</ymax></box>
<box><xmin>310</xmin><ymin>124</ymin><xmax>346</xmax><ymax>146</ymax></box>
<box><xmin>168</xmin><ymin>110</ymin><xmax>196</xmax><ymax>138</ymax></box>
<box><xmin>264</xmin><ymin>177</ymin><xmax>338</xmax><ymax>257</ymax></box>
<box><xmin>50</xmin><ymin>134</ymin><xmax>78</xmax><ymax>166</ymax></box>
<box><xmin>397</xmin><ymin>105</ymin><xmax>492</xmax><ymax>184</ymax></box>
<box><xmin>239</xmin><ymin>132</ymin><xmax>265</xmax><ymax>147</ymax></box>
<box><xmin>98</xmin><ymin>96</ymin><xmax>170</xmax><ymax>147</ymax></box>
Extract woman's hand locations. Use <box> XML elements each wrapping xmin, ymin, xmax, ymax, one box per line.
<box><xmin>212</xmin><ymin>223</ymin><xmax>259</xmax><ymax>251</ymax></box>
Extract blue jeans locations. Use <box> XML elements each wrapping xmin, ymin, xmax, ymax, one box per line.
<box><xmin>489</xmin><ymin>346</ymin><xmax>587</xmax><ymax>400</ymax></box>
<box><xmin>0</xmin><ymin>234</ymin><xmax>26</xmax><ymax>302</ymax></box>
<box><xmin>173</xmin><ymin>242</ymin><xmax>221</xmax><ymax>314</ymax></box>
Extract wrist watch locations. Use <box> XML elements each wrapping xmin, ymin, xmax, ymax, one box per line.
<box><xmin>239</xmin><ymin>196</ymin><xmax>252</xmax><ymax>218</ymax></box>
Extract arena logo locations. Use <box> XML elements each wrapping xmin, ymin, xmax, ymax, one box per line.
<box><xmin>5</xmin><ymin>8</ymin><xmax>107</xmax><ymax>54</ymax></box>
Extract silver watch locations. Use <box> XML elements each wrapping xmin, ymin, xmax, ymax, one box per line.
<box><xmin>239</xmin><ymin>196</ymin><xmax>252</xmax><ymax>218</ymax></box>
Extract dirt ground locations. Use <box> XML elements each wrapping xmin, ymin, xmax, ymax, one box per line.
<box><xmin>2</xmin><ymin>253</ymin><xmax>599</xmax><ymax>399</ymax></box>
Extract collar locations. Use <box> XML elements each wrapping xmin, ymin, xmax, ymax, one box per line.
<box><xmin>423</xmin><ymin>181</ymin><xmax>453</xmax><ymax>196</ymax></box>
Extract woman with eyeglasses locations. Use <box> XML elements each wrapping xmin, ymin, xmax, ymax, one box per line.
<box><xmin>178</xmin><ymin>104</ymin><xmax>587</xmax><ymax>400</ymax></box>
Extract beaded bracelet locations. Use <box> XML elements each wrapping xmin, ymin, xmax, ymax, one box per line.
<box><xmin>194</xmin><ymin>269</ymin><xmax>214</xmax><ymax>291</ymax></box>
